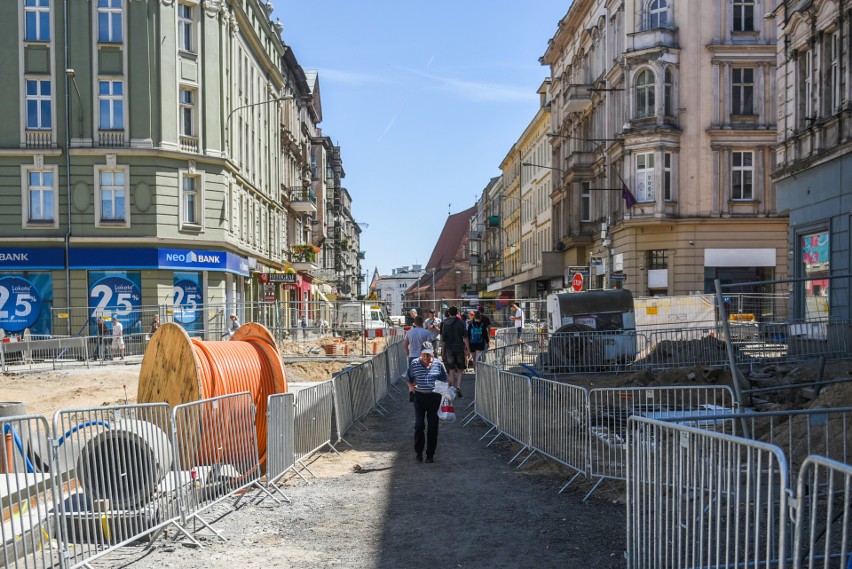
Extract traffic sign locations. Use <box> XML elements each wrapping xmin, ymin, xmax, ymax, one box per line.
<box><xmin>571</xmin><ymin>273</ymin><xmax>584</xmax><ymax>292</ymax></box>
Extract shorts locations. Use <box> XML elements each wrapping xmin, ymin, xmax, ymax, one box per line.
<box><xmin>443</xmin><ymin>350</ymin><xmax>466</xmax><ymax>371</ymax></box>
<box><xmin>469</xmin><ymin>343</ymin><xmax>485</xmax><ymax>353</ymax></box>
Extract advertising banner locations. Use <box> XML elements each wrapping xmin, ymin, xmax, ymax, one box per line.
<box><xmin>88</xmin><ymin>271</ymin><xmax>142</xmax><ymax>333</ymax></box>
<box><xmin>0</xmin><ymin>273</ymin><xmax>53</xmax><ymax>335</ymax></box>
<box><xmin>173</xmin><ymin>271</ymin><xmax>202</xmax><ymax>332</ymax></box>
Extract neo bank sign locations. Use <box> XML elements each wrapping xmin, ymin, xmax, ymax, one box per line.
<box><xmin>158</xmin><ymin>248</ymin><xmax>249</xmax><ymax>276</ymax></box>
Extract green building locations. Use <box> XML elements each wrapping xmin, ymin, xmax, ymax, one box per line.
<box><xmin>0</xmin><ymin>0</ymin><xmax>351</xmax><ymax>337</ymax></box>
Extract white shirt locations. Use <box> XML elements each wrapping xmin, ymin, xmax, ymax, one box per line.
<box><xmin>513</xmin><ymin>308</ymin><xmax>523</xmax><ymax>328</ymax></box>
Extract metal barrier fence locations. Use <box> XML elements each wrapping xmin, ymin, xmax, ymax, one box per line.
<box><xmin>293</xmin><ymin>381</ymin><xmax>337</xmax><ymax>472</ymax></box>
<box><xmin>0</xmin><ymin>337</ymin><xmax>89</xmax><ymax>373</ymax></box>
<box><xmin>792</xmin><ymin>456</ymin><xmax>852</xmax><ymax>569</ymax></box>
<box><xmin>266</xmin><ymin>392</ymin><xmax>295</xmax><ymax>486</ymax></box>
<box><xmin>587</xmin><ymin>386</ymin><xmax>737</xmax><ymax>490</ymax></box>
<box><xmin>52</xmin><ymin>403</ymin><xmax>182</xmax><ymax>568</ymax></box>
<box><xmin>1</xmin><ymin>414</ymin><xmax>60</xmax><ymax>569</ymax></box>
<box><xmin>489</xmin><ymin>372</ymin><xmax>532</xmax><ymax>464</ymax></box>
<box><xmin>349</xmin><ymin>361</ymin><xmax>378</xmax><ymax>424</ymax></box>
<box><xmin>626</xmin><ymin>416</ymin><xmax>790</xmax><ymax>569</ymax></box>
<box><xmin>332</xmin><ymin>370</ymin><xmax>355</xmax><ymax>445</ymax></box>
<box><xmin>172</xmin><ymin>393</ymin><xmax>261</xmax><ymax>537</ymax></box>
<box><xmin>662</xmin><ymin>407</ymin><xmax>852</xmax><ymax>484</ymax></box>
<box><xmin>370</xmin><ymin>351</ymin><xmax>390</xmax><ymax>407</ymax></box>
<box><xmin>527</xmin><ymin>379</ymin><xmax>589</xmax><ymax>489</ymax></box>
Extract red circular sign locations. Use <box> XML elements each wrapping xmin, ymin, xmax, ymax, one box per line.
<box><xmin>571</xmin><ymin>273</ymin><xmax>584</xmax><ymax>292</ymax></box>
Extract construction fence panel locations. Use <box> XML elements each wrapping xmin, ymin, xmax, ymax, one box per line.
<box><xmin>792</xmin><ymin>455</ymin><xmax>852</xmax><ymax>569</ymax></box>
<box><xmin>663</xmin><ymin>407</ymin><xmax>852</xmax><ymax>486</ymax></box>
<box><xmin>588</xmin><ymin>386</ymin><xmax>737</xmax><ymax>483</ymax></box>
<box><xmin>473</xmin><ymin>362</ymin><xmax>500</xmax><ymax>428</ymax></box>
<box><xmin>370</xmin><ymin>351</ymin><xmax>389</xmax><ymax>404</ymax></box>
<box><xmin>635</xmin><ymin>327</ymin><xmax>729</xmax><ymax>370</ymax></box>
<box><xmin>332</xmin><ymin>371</ymin><xmax>355</xmax><ymax>443</ymax></box>
<box><xmin>348</xmin><ymin>361</ymin><xmax>376</xmax><ymax>423</ymax></box>
<box><xmin>528</xmin><ymin>379</ymin><xmax>589</xmax><ymax>478</ymax></box>
<box><xmin>51</xmin><ymin>403</ymin><xmax>180</xmax><ymax>569</ymax></box>
<box><xmin>1</xmin><ymin>414</ymin><xmax>61</xmax><ymax>569</ymax></box>
<box><xmin>495</xmin><ymin>371</ymin><xmax>532</xmax><ymax>449</ymax></box>
<box><xmin>266</xmin><ymin>393</ymin><xmax>295</xmax><ymax>485</ymax></box>
<box><xmin>293</xmin><ymin>381</ymin><xmax>335</xmax><ymax>464</ymax></box>
<box><xmin>544</xmin><ymin>330</ymin><xmax>635</xmax><ymax>375</ymax></box>
<box><xmin>172</xmin><ymin>393</ymin><xmax>260</xmax><ymax>528</ymax></box>
<box><xmin>626</xmin><ymin>416</ymin><xmax>789</xmax><ymax>569</ymax></box>
<box><xmin>0</xmin><ymin>337</ymin><xmax>89</xmax><ymax>373</ymax></box>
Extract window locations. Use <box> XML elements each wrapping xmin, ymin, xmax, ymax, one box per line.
<box><xmin>27</xmin><ymin>170</ymin><xmax>55</xmax><ymax>223</ymax></box>
<box><xmin>827</xmin><ymin>32</ymin><xmax>840</xmax><ymax>115</ymax></box>
<box><xmin>663</xmin><ymin>68</ymin><xmax>673</xmax><ymax>116</ymax></box>
<box><xmin>181</xmin><ymin>174</ymin><xmax>200</xmax><ymax>225</ymax></box>
<box><xmin>25</xmin><ymin>79</ymin><xmax>52</xmax><ymax>130</ymax></box>
<box><xmin>635</xmin><ymin>69</ymin><xmax>655</xmax><ymax>118</ymax></box>
<box><xmin>732</xmin><ymin>68</ymin><xmax>754</xmax><ymax>115</ymax></box>
<box><xmin>647</xmin><ymin>249</ymin><xmax>668</xmax><ymax>270</ymax></box>
<box><xmin>731</xmin><ymin>151</ymin><xmax>753</xmax><ymax>200</ymax></box>
<box><xmin>799</xmin><ymin>49</ymin><xmax>814</xmax><ymax>126</ymax></box>
<box><xmin>179</xmin><ymin>87</ymin><xmax>195</xmax><ymax>137</ymax></box>
<box><xmin>178</xmin><ymin>3</ymin><xmax>195</xmax><ymax>53</ymax></box>
<box><xmin>97</xmin><ymin>0</ymin><xmax>122</xmax><ymax>43</ymax></box>
<box><xmin>98</xmin><ymin>80</ymin><xmax>124</xmax><ymax>130</ymax></box>
<box><xmin>98</xmin><ymin>169</ymin><xmax>127</xmax><ymax>222</ymax></box>
<box><xmin>646</xmin><ymin>0</ymin><xmax>669</xmax><ymax>29</ymax></box>
<box><xmin>580</xmin><ymin>181</ymin><xmax>591</xmax><ymax>222</ymax></box>
<box><xmin>732</xmin><ymin>0</ymin><xmax>754</xmax><ymax>32</ymax></box>
<box><xmin>24</xmin><ymin>0</ymin><xmax>50</xmax><ymax>42</ymax></box>
<box><xmin>636</xmin><ymin>152</ymin><xmax>655</xmax><ymax>202</ymax></box>
<box><xmin>663</xmin><ymin>153</ymin><xmax>672</xmax><ymax>201</ymax></box>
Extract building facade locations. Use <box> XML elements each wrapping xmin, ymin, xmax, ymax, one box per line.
<box><xmin>772</xmin><ymin>0</ymin><xmax>852</xmax><ymax>320</ymax></box>
<box><xmin>0</xmin><ymin>0</ymin><xmax>356</xmax><ymax>337</ymax></box>
<box><xmin>376</xmin><ymin>265</ymin><xmax>424</xmax><ymax>317</ymax></box>
<box><xmin>541</xmin><ymin>0</ymin><xmax>788</xmax><ymax>296</ymax></box>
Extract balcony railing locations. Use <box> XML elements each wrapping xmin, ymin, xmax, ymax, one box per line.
<box><xmin>25</xmin><ymin>130</ymin><xmax>53</xmax><ymax>149</ymax></box>
<box><xmin>290</xmin><ymin>186</ymin><xmax>317</xmax><ymax>213</ymax></box>
<box><xmin>98</xmin><ymin>130</ymin><xmax>126</xmax><ymax>148</ymax></box>
<box><xmin>179</xmin><ymin>135</ymin><xmax>199</xmax><ymax>153</ymax></box>
<box><xmin>566</xmin><ymin>150</ymin><xmax>596</xmax><ymax>170</ymax></box>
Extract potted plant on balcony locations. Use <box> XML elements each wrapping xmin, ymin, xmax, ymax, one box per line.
<box><xmin>292</xmin><ymin>243</ymin><xmax>320</xmax><ymax>263</ymax></box>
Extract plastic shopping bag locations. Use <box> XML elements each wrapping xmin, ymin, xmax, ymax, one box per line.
<box><xmin>438</xmin><ymin>396</ymin><xmax>456</xmax><ymax>422</ymax></box>
<box><xmin>433</xmin><ymin>380</ymin><xmax>455</xmax><ymax>400</ymax></box>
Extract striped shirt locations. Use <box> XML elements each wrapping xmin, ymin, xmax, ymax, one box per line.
<box><xmin>406</xmin><ymin>358</ymin><xmax>448</xmax><ymax>393</ymax></box>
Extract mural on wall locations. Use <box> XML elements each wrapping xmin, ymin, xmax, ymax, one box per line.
<box><xmin>173</xmin><ymin>272</ymin><xmax>202</xmax><ymax>333</ymax></box>
<box><xmin>0</xmin><ymin>273</ymin><xmax>53</xmax><ymax>336</ymax></box>
<box><xmin>88</xmin><ymin>271</ymin><xmax>143</xmax><ymax>333</ymax></box>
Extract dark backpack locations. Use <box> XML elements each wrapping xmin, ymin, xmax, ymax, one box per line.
<box><xmin>470</xmin><ymin>322</ymin><xmax>483</xmax><ymax>344</ymax></box>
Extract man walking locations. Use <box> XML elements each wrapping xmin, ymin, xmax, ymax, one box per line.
<box><xmin>405</xmin><ymin>342</ymin><xmax>447</xmax><ymax>463</ymax></box>
<box><xmin>403</xmin><ymin>316</ymin><xmax>432</xmax><ymax>363</ymax></box>
<box><xmin>510</xmin><ymin>303</ymin><xmax>524</xmax><ymax>342</ymax></box>
<box><xmin>440</xmin><ymin>306</ymin><xmax>469</xmax><ymax>398</ymax></box>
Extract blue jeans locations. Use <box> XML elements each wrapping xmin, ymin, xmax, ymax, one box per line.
<box><xmin>413</xmin><ymin>391</ymin><xmax>442</xmax><ymax>458</ymax></box>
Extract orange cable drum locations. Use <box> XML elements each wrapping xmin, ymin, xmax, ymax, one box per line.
<box><xmin>137</xmin><ymin>322</ymin><xmax>287</xmax><ymax>470</ymax></box>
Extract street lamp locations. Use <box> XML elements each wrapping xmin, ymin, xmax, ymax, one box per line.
<box><xmin>224</xmin><ymin>95</ymin><xmax>293</xmax><ymax>156</ymax></box>
<box><xmin>431</xmin><ymin>268</ymin><xmax>437</xmax><ymax>312</ymax></box>
<box><xmin>455</xmin><ymin>269</ymin><xmax>461</xmax><ymax>299</ymax></box>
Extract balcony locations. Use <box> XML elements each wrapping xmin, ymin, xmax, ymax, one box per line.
<box><xmin>98</xmin><ymin>130</ymin><xmax>126</xmax><ymax>148</ymax></box>
<box><xmin>563</xmin><ymin>84</ymin><xmax>593</xmax><ymax>113</ymax></box>
<box><xmin>566</xmin><ymin>150</ymin><xmax>596</xmax><ymax>170</ymax></box>
<box><xmin>291</xmin><ymin>260</ymin><xmax>318</xmax><ymax>272</ymax></box>
<box><xmin>25</xmin><ymin>130</ymin><xmax>52</xmax><ymax>149</ymax></box>
<box><xmin>179</xmin><ymin>135</ymin><xmax>199</xmax><ymax>153</ymax></box>
<box><xmin>627</xmin><ymin>27</ymin><xmax>679</xmax><ymax>55</ymax></box>
<box><xmin>290</xmin><ymin>187</ymin><xmax>317</xmax><ymax>213</ymax></box>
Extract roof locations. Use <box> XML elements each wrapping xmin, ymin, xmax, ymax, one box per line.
<box><xmin>426</xmin><ymin>205</ymin><xmax>477</xmax><ymax>270</ymax></box>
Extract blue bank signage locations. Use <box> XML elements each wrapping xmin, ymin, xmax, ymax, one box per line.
<box><xmin>0</xmin><ymin>275</ymin><xmax>49</xmax><ymax>333</ymax></box>
<box><xmin>158</xmin><ymin>248</ymin><xmax>249</xmax><ymax>276</ymax></box>
<box><xmin>88</xmin><ymin>272</ymin><xmax>143</xmax><ymax>331</ymax></box>
<box><xmin>0</xmin><ymin>248</ymin><xmax>65</xmax><ymax>270</ymax></box>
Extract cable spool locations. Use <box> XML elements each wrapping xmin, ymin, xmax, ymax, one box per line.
<box><xmin>137</xmin><ymin>322</ymin><xmax>287</xmax><ymax>470</ymax></box>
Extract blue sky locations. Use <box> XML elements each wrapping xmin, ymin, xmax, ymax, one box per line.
<box><xmin>274</xmin><ymin>1</ymin><xmax>570</xmax><ymax>281</ymax></box>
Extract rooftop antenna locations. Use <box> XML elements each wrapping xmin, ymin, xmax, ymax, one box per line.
<box><xmin>448</xmin><ymin>202</ymin><xmax>451</xmax><ymax>216</ymax></box>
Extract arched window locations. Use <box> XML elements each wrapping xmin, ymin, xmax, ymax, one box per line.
<box><xmin>646</xmin><ymin>0</ymin><xmax>669</xmax><ymax>30</ymax></box>
<box><xmin>664</xmin><ymin>67</ymin><xmax>673</xmax><ymax>116</ymax></box>
<box><xmin>635</xmin><ymin>69</ymin><xmax>656</xmax><ymax>118</ymax></box>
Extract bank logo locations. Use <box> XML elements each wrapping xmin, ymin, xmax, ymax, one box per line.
<box><xmin>187</xmin><ymin>251</ymin><xmax>198</xmax><ymax>263</ymax></box>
